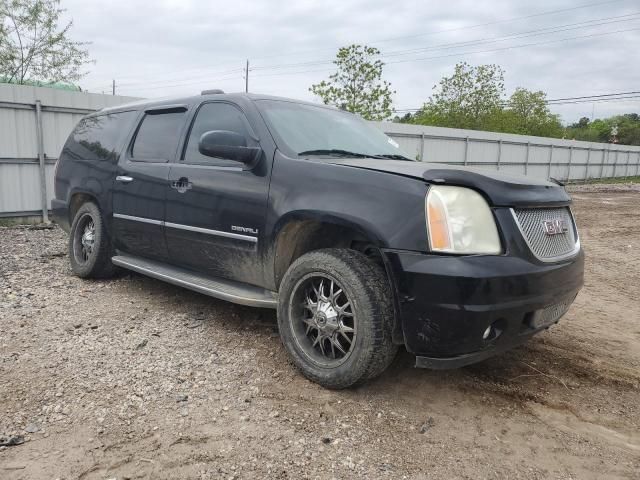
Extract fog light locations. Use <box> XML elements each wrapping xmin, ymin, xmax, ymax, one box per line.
<box><xmin>482</xmin><ymin>326</ymin><xmax>493</xmax><ymax>340</ymax></box>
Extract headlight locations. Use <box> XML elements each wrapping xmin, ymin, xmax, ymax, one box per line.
<box><xmin>426</xmin><ymin>185</ymin><xmax>501</xmax><ymax>254</ymax></box>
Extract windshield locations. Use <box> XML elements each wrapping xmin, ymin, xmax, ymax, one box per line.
<box><xmin>256</xmin><ymin>100</ymin><xmax>411</xmax><ymax>160</ymax></box>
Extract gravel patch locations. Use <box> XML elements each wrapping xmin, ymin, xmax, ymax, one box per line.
<box><xmin>1</xmin><ymin>188</ymin><xmax>639</xmax><ymax>479</ymax></box>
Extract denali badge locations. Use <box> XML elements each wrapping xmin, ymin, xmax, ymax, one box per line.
<box><xmin>542</xmin><ymin>219</ymin><xmax>568</xmax><ymax>236</ymax></box>
<box><xmin>231</xmin><ymin>225</ymin><xmax>259</xmax><ymax>235</ymax></box>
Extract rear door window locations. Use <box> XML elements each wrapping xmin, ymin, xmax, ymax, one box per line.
<box><xmin>67</xmin><ymin>111</ymin><xmax>137</xmax><ymax>162</ymax></box>
<box><xmin>131</xmin><ymin>111</ymin><xmax>186</xmax><ymax>162</ymax></box>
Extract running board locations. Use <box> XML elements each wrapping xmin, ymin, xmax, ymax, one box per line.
<box><xmin>112</xmin><ymin>254</ymin><xmax>278</xmax><ymax>308</ymax></box>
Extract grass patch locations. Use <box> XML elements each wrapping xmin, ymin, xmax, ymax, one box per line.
<box><xmin>0</xmin><ymin>216</ymin><xmax>46</xmax><ymax>227</ymax></box>
<box><xmin>570</xmin><ymin>176</ymin><xmax>640</xmax><ymax>185</ymax></box>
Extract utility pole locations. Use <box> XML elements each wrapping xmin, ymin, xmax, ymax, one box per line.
<box><xmin>112</xmin><ymin>79</ymin><xmax>115</xmax><ymax>96</ymax></box>
<box><xmin>245</xmin><ymin>60</ymin><xmax>249</xmax><ymax>93</ymax></box>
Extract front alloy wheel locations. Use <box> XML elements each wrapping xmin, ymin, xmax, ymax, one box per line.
<box><xmin>277</xmin><ymin>248</ymin><xmax>398</xmax><ymax>389</ymax></box>
<box><xmin>291</xmin><ymin>274</ymin><xmax>356</xmax><ymax>367</ymax></box>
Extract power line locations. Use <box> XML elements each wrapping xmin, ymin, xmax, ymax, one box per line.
<box><xmin>250</xmin><ymin>67</ymin><xmax>334</xmax><ymax>79</ymax></box>
<box><xmin>91</xmin><ymin>22</ymin><xmax>639</xmax><ymax>95</ymax></box>
<box><xmin>393</xmin><ymin>91</ymin><xmax>640</xmax><ymax>113</ymax></box>
<box><xmin>549</xmin><ymin>95</ymin><xmax>640</xmax><ymax>105</ymax></box>
<box><xmin>95</xmin><ymin>62</ymin><xmax>248</xmax><ymax>85</ymax></box>
<box><xmin>377</xmin><ymin>13</ymin><xmax>640</xmax><ymax>60</ymax></box>
<box><xmin>249</xmin><ymin>0</ymin><xmax>625</xmax><ymax>62</ymax></box>
<box><xmin>81</xmin><ymin>0</ymin><xmax>624</xmax><ymax>91</ymax></box>
<box><xmin>104</xmin><ymin>24</ymin><xmax>639</xmax><ymax>93</ymax></box>
<box><xmin>545</xmin><ymin>91</ymin><xmax>640</xmax><ymax>103</ymax></box>
<box><xmin>369</xmin><ymin>0</ymin><xmax>626</xmax><ymax>45</ymax></box>
<box><xmin>246</xmin><ymin>25</ymin><xmax>640</xmax><ymax>82</ymax></box>
<box><xmin>115</xmin><ymin>67</ymin><xmax>244</xmax><ymax>88</ymax></box>
<box><xmin>83</xmin><ymin>8</ymin><xmax>640</xmax><ymax>97</ymax></box>
<box><xmin>392</xmin><ymin>100</ymin><xmax>636</xmax><ymax>113</ymax></box>
<box><xmin>393</xmin><ymin>98</ymin><xmax>640</xmax><ymax>112</ymax></box>
<box><xmin>385</xmin><ymin>26</ymin><xmax>640</xmax><ymax>66</ymax></box>
<box><xmin>86</xmin><ymin>71</ymin><xmax>244</xmax><ymax>93</ymax></box>
<box><xmin>117</xmin><ymin>72</ymin><xmax>244</xmax><ymax>92</ymax></box>
<box><xmin>249</xmin><ymin>12</ymin><xmax>640</xmax><ymax>73</ymax></box>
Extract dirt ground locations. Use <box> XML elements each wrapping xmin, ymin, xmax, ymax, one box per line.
<box><xmin>1</xmin><ymin>185</ymin><xmax>639</xmax><ymax>479</ymax></box>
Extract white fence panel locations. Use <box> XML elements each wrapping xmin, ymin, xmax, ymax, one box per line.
<box><xmin>0</xmin><ymin>83</ymin><xmax>139</xmax><ymax>218</ymax></box>
<box><xmin>374</xmin><ymin>122</ymin><xmax>640</xmax><ymax>183</ymax></box>
<box><xmin>1</xmin><ymin>85</ymin><xmax>639</xmax><ymax>219</ymax></box>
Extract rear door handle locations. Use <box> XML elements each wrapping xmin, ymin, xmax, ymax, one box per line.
<box><xmin>116</xmin><ymin>175</ymin><xmax>134</xmax><ymax>183</ymax></box>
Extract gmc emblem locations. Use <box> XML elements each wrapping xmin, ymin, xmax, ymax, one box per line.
<box><xmin>542</xmin><ymin>219</ymin><xmax>569</xmax><ymax>236</ymax></box>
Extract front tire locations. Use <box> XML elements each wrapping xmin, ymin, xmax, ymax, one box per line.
<box><xmin>69</xmin><ymin>202</ymin><xmax>116</xmax><ymax>278</ymax></box>
<box><xmin>277</xmin><ymin>248</ymin><xmax>398</xmax><ymax>389</ymax></box>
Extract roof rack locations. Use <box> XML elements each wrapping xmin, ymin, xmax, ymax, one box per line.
<box><xmin>201</xmin><ymin>89</ymin><xmax>225</xmax><ymax>95</ymax></box>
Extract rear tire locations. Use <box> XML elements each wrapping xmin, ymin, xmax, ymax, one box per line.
<box><xmin>277</xmin><ymin>248</ymin><xmax>398</xmax><ymax>389</ymax></box>
<box><xmin>68</xmin><ymin>202</ymin><xmax>116</xmax><ymax>278</ymax></box>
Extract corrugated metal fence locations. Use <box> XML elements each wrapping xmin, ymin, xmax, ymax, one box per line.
<box><xmin>377</xmin><ymin>122</ymin><xmax>640</xmax><ymax>182</ymax></box>
<box><xmin>1</xmin><ymin>83</ymin><xmax>639</xmax><ymax>220</ymax></box>
<box><xmin>0</xmin><ymin>84</ymin><xmax>139</xmax><ymax>219</ymax></box>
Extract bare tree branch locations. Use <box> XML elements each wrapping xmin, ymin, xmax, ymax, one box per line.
<box><xmin>0</xmin><ymin>0</ymin><xmax>92</xmax><ymax>85</ymax></box>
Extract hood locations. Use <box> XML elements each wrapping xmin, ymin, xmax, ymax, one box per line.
<box><xmin>329</xmin><ymin>158</ymin><xmax>571</xmax><ymax>207</ymax></box>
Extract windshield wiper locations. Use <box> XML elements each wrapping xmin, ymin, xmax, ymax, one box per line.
<box><xmin>298</xmin><ymin>149</ymin><xmax>383</xmax><ymax>159</ymax></box>
<box><xmin>373</xmin><ymin>154</ymin><xmax>414</xmax><ymax>161</ymax></box>
<box><xmin>298</xmin><ymin>150</ymin><xmax>413</xmax><ymax>161</ymax></box>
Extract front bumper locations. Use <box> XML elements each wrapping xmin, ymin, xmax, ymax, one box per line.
<box><xmin>383</xmin><ymin>248</ymin><xmax>584</xmax><ymax>369</ymax></box>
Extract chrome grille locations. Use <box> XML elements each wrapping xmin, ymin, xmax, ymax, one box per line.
<box><xmin>512</xmin><ymin>207</ymin><xmax>578</xmax><ymax>261</ymax></box>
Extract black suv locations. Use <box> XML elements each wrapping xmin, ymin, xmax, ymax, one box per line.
<box><xmin>52</xmin><ymin>91</ymin><xmax>584</xmax><ymax>388</ymax></box>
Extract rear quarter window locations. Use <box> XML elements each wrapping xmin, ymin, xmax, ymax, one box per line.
<box><xmin>65</xmin><ymin>111</ymin><xmax>138</xmax><ymax>162</ymax></box>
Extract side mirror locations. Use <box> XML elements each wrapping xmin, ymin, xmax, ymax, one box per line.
<box><xmin>198</xmin><ymin>130</ymin><xmax>261</xmax><ymax>167</ymax></box>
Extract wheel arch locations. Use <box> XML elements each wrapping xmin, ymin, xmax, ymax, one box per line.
<box><xmin>68</xmin><ymin>191</ymin><xmax>99</xmax><ymax>225</ymax></box>
<box><xmin>271</xmin><ymin>212</ymin><xmax>383</xmax><ymax>287</ymax></box>
<box><xmin>271</xmin><ymin>212</ymin><xmax>404</xmax><ymax>344</ymax></box>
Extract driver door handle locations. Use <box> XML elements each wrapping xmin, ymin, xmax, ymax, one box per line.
<box><xmin>170</xmin><ymin>177</ymin><xmax>193</xmax><ymax>193</ymax></box>
<box><xmin>116</xmin><ymin>175</ymin><xmax>133</xmax><ymax>183</ymax></box>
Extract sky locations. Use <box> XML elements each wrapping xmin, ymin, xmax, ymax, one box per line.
<box><xmin>62</xmin><ymin>0</ymin><xmax>640</xmax><ymax>124</ymax></box>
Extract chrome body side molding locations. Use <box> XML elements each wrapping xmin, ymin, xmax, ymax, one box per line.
<box><xmin>113</xmin><ymin>213</ymin><xmax>257</xmax><ymax>243</ymax></box>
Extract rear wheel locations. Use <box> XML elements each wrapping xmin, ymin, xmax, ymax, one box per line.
<box><xmin>278</xmin><ymin>248</ymin><xmax>398</xmax><ymax>389</ymax></box>
<box><xmin>69</xmin><ymin>202</ymin><xmax>116</xmax><ymax>278</ymax></box>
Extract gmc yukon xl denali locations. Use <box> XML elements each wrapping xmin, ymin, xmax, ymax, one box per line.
<box><xmin>52</xmin><ymin>91</ymin><xmax>584</xmax><ymax>388</ymax></box>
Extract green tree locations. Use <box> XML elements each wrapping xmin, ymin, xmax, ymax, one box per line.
<box><xmin>571</xmin><ymin>116</ymin><xmax>591</xmax><ymax>129</ymax></box>
<box><xmin>393</xmin><ymin>112</ymin><xmax>415</xmax><ymax>123</ymax></box>
<box><xmin>412</xmin><ymin>62</ymin><xmax>505</xmax><ymax>130</ymax></box>
<box><xmin>0</xmin><ymin>0</ymin><xmax>91</xmax><ymax>84</ymax></box>
<box><xmin>613</xmin><ymin>114</ymin><xmax>640</xmax><ymax>145</ymax></box>
<box><xmin>564</xmin><ymin>114</ymin><xmax>640</xmax><ymax>145</ymax></box>
<box><xmin>588</xmin><ymin>119</ymin><xmax>614</xmax><ymax>141</ymax></box>
<box><xmin>310</xmin><ymin>44</ymin><xmax>394</xmax><ymax>121</ymax></box>
<box><xmin>497</xmin><ymin>88</ymin><xmax>563</xmax><ymax>137</ymax></box>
